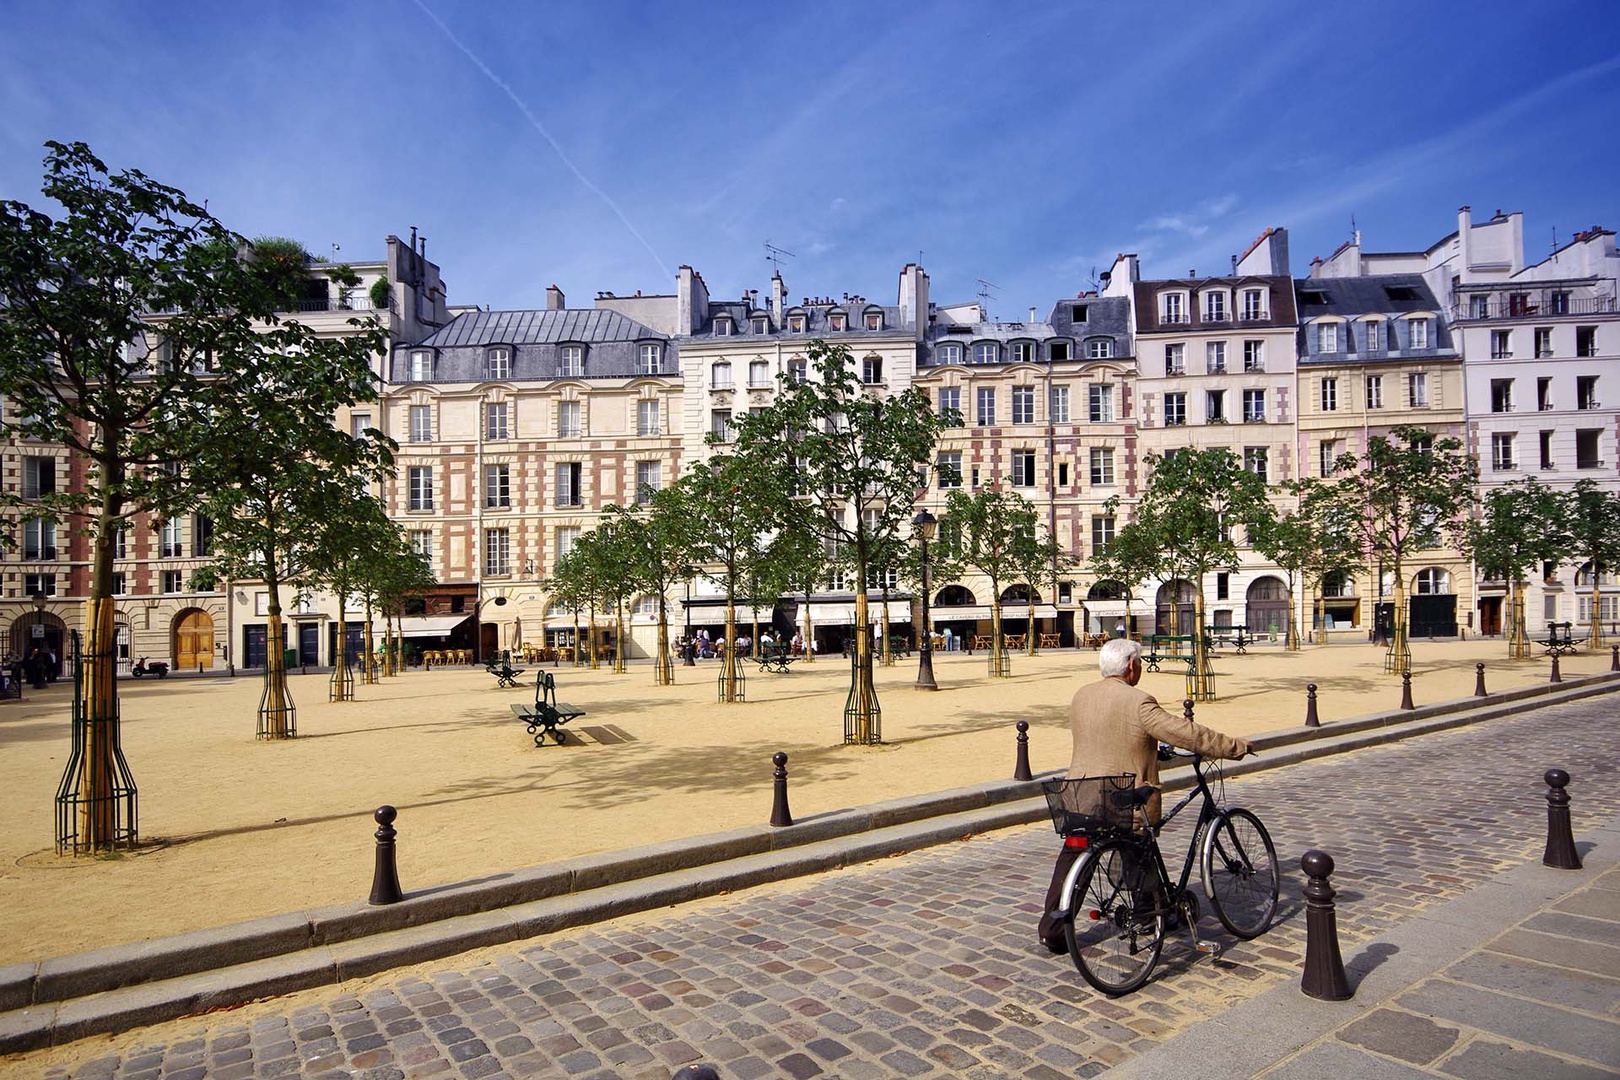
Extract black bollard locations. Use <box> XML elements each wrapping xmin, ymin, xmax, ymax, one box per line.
<box><xmin>1399</xmin><ymin>671</ymin><xmax>1414</xmax><ymax>710</ymax></box>
<box><xmin>1183</xmin><ymin>698</ymin><xmax>1194</xmax><ymax>722</ymax></box>
<box><xmin>368</xmin><ymin>805</ymin><xmax>404</xmax><ymax>905</ymax></box>
<box><xmin>1611</xmin><ymin>644</ymin><xmax>1618</xmax><ymax>672</ymax></box>
<box><xmin>672</xmin><ymin>1067</ymin><xmax>721</xmax><ymax>1080</ymax></box>
<box><xmin>1304</xmin><ymin>683</ymin><xmax>1319</xmax><ymax>728</ymax></box>
<box><xmin>1300</xmin><ymin>850</ymin><xmax>1353</xmax><ymax>1000</ymax></box>
<box><xmin>1014</xmin><ymin>720</ymin><xmax>1032</xmax><ymax>781</ymax></box>
<box><xmin>1474</xmin><ymin>662</ymin><xmax>1487</xmax><ymax>697</ymax></box>
<box><xmin>769</xmin><ymin>751</ymin><xmax>793</xmax><ymax>828</ymax></box>
<box><xmin>1542</xmin><ymin>768</ymin><xmax>1582</xmax><ymax>870</ymax></box>
<box><xmin>1549</xmin><ymin>653</ymin><xmax>1562</xmax><ymax>683</ymax></box>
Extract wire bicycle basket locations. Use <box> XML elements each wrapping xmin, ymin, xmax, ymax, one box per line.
<box><xmin>1041</xmin><ymin>774</ymin><xmax>1137</xmax><ymax>837</ymax></box>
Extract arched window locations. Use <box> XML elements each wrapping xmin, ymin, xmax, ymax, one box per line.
<box><xmin>1088</xmin><ymin>580</ymin><xmax>1125</xmax><ymax>601</ymax></box>
<box><xmin>1576</xmin><ymin>562</ymin><xmax>1618</xmax><ymax>587</ymax></box>
<box><xmin>1246</xmin><ymin>576</ymin><xmax>1288</xmax><ymax>602</ymax></box>
<box><xmin>485</xmin><ymin>346</ymin><xmax>511</xmax><ymax>380</ymax></box>
<box><xmin>1322</xmin><ymin>570</ymin><xmax>1354</xmax><ymax>598</ymax></box>
<box><xmin>1000</xmin><ymin>584</ymin><xmax>1040</xmax><ymax>604</ymax></box>
<box><xmin>937</xmin><ymin>343</ymin><xmax>963</xmax><ymax>364</ymax></box>
<box><xmin>973</xmin><ymin>342</ymin><xmax>998</xmax><ymax>365</ymax></box>
<box><xmin>935</xmin><ymin>585</ymin><xmax>976</xmax><ymax>607</ymax></box>
<box><xmin>1414</xmin><ymin>568</ymin><xmax>1451</xmax><ymax>594</ymax></box>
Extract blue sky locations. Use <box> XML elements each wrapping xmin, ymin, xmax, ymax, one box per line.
<box><xmin>3</xmin><ymin>1</ymin><xmax>1618</xmax><ymax>318</ymax></box>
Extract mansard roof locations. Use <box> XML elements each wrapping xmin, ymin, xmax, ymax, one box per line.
<box><xmin>1294</xmin><ymin>274</ymin><xmax>1442</xmax><ymax>319</ymax></box>
<box><xmin>390</xmin><ymin>308</ymin><xmax>674</xmax><ymax>384</ymax></box>
<box><xmin>420</xmin><ymin>308</ymin><xmax>665</xmax><ymax>347</ymax></box>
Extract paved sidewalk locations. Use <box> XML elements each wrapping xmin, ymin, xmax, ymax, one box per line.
<box><xmin>5</xmin><ymin>694</ymin><xmax>1617</xmax><ymax>1079</ymax></box>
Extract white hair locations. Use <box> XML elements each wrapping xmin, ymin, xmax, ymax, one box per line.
<box><xmin>1098</xmin><ymin>637</ymin><xmax>1140</xmax><ymax>678</ymax></box>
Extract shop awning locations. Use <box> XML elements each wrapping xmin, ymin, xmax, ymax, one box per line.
<box><xmin>379</xmin><ymin>614</ymin><xmax>474</xmax><ymax>639</ymax></box>
<box><xmin>932</xmin><ymin>604</ymin><xmax>1059</xmax><ymax>621</ymax></box>
<box><xmin>800</xmin><ymin>600</ymin><xmax>914</xmax><ymax>624</ymax></box>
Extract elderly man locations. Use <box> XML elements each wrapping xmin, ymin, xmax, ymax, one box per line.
<box><xmin>1037</xmin><ymin>637</ymin><xmax>1254</xmax><ymax>954</ymax></box>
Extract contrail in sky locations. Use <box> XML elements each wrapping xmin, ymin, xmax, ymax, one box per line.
<box><xmin>410</xmin><ymin>0</ymin><xmax>673</xmax><ymax>284</ymax></box>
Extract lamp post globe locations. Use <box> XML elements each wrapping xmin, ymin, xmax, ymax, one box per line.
<box><xmin>912</xmin><ymin>510</ymin><xmax>939</xmax><ymax>691</ymax></box>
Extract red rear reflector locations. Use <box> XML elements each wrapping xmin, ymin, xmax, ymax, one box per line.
<box><xmin>1064</xmin><ymin>835</ymin><xmax>1089</xmax><ymax>850</ymax></box>
<box><xmin>1087</xmin><ymin>910</ymin><xmax>1102</xmax><ymax>920</ymax></box>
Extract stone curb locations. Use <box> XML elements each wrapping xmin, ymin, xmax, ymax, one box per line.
<box><xmin>1</xmin><ymin>670</ymin><xmax>1614</xmax><ymax>1053</ymax></box>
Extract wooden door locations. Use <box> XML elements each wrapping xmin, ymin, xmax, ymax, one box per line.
<box><xmin>174</xmin><ymin>609</ymin><xmax>215</xmax><ymax>671</ymax></box>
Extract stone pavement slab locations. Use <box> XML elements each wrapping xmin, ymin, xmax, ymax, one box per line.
<box><xmin>4</xmin><ymin>694</ymin><xmax>1619</xmax><ymax>1079</ymax></box>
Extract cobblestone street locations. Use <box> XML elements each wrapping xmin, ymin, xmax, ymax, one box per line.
<box><xmin>10</xmin><ymin>696</ymin><xmax>1619</xmax><ymax>1080</ymax></box>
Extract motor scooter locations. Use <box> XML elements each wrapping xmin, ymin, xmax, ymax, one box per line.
<box><xmin>132</xmin><ymin>657</ymin><xmax>169</xmax><ymax>678</ymax></box>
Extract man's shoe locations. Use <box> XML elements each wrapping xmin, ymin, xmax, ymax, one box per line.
<box><xmin>1042</xmin><ymin>936</ymin><xmax>1069</xmax><ymax>955</ymax></box>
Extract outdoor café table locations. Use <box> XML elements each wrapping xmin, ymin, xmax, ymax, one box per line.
<box><xmin>971</xmin><ymin>635</ymin><xmax>993</xmax><ymax>650</ymax></box>
<box><xmin>1039</xmin><ymin>633</ymin><xmax>1062</xmax><ymax>649</ymax></box>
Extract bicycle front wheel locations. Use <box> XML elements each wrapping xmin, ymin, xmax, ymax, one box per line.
<box><xmin>1064</xmin><ymin>840</ymin><xmax>1165</xmax><ymax>995</ymax></box>
<box><xmin>1202</xmin><ymin>808</ymin><xmax>1279</xmax><ymax>938</ymax></box>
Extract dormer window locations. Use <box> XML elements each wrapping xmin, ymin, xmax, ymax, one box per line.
<box><xmin>829</xmin><ymin>312</ymin><xmax>847</xmax><ymax>331</ymax></box>
<box><xmin>938</xmin><ymin>342</ymin><xmax>963</xmax><ymax>364</ymax></box>
<box><xmin>788</xmin><ymin>312</ymin><xmax>806</xmax><ymax>333</ymax></box>
<box><xmin>713</xmin><ymin>316</ymin><xmax>733</xmax><ymax>336</ymax></box>
<box><xmin>1241</xmin><ymin>288</ymin><xmax>1266</xmax><ymax>320</ymax></box>
<box><xmin>485</xmin><ymin>347</ymin><xmax>511</xmax><ymax>380</ymax></box>
<box><xmin>1365</xmin><ymin>320</ymin><xmax>1383</xmax><ymax>352</ymax></box>
<box><xmin>1162</xmin><ymin>293</ymin><xmax>1186</xmax><ymax>324</ymax></box>
<box><xmin>1011</xmin><ymin>341</ymin><xmax>1035</xmax><ymax>363</ymax></box>
<box><xmin>637</xmin><ymin>343</ymin><xmax>662</xmax><ymax>374</ymax></box>
<box><xmin>1316</xmin><ymin>323</ymin><xmax>1339</xmax><ymax>353</ymax></box>
<box><xmin>1203</xmin><ymin>291</ymin><xmax>1228</xmax><ymax>322</ymax></box>
<box><xmin>865</xmin><ymin>311</ymin><xmax>883</xmax><ymax>330</ymax></box>
<box><xmin>408</xmin><ymin>350</ymin><xmax>435</xmax><ymax>382</ymax></box>
<box><xmin>752</xmin><ymin>316</ymin><xmax>769</xmax><ymax>334</ymax></box>
<box><xmin>1050</xmin><ymin>340</ymin><xmax>1071</xmax><ymax>361</ymax></box>
<box><xmin>973</xmin><ymin>342</ymin><xmax>998</xmax><ymax>365</ymax></box>
<box><xmin>559</xmin><ymin>344</ymin><xmax>585</xmax><ymax>377</ymax></box>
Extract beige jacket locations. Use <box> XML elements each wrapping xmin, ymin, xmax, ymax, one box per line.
<box><xmin>1066</xmin><ymin>676</ymin><xmax>1246</xmax><ymax>821</ymax></box>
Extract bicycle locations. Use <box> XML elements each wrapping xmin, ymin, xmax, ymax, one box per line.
<box><xmin>1041</xmin><ymin>746</ymin><xmax>1280</xmax><ymax>995</ymax></box>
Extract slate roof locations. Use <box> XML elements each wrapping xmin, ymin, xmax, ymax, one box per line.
<box><xmin>389</xmin><ymin>309</ymin><xmax>674</xmax><ymax>384</ymax></box>
<box><xmin>919</xmin><ymin>295</ymin><xmax>1132</xmax><ymax>366</ymax></box>
<box><xmin>692</xmin><ymin>301</ymin><xmax>904</xmax><ymax>339</ymax></box>
<box><xmin>1294</xmin><ymin>274</ymin><xmax>1442</xmax><ymax>318</ymax></box>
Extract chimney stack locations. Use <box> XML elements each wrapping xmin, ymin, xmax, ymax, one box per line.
<box><xmin>545</xmin><ymin>285</ymin><xmax>565</xmax><ymax>311</ymax></box>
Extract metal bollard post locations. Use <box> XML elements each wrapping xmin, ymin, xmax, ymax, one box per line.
<box><xmin>1183</xmin><ymin>698</ymin><xmax>1194</xmax><ymax>722</ymax></box>
<box><xmin>1399</xmin><ymin>671</ymin><xmax>1414</xmax><ymax>710</ymax></box>
<box><xmin>1013</xmin><ymin>720</ymin><xmax>1033</xmax><ymax>781</ymax></box>
<box><xmin>1300</xmin><ymin>850</ymin><xmax>1352</xmax><ymax>1000</ymax></box>
<box><xmin>1304</xmin><ymin>683</ymin><xmax>1319</xmax><ymax>728</ymax></box>
<box><xmin>1542</xmin><ymin>768</ymin><xmax>1582</xmax><ymax>870</ymax></box>
<box><xmin>1611</xmin><ymin>644</ymin><xmax>1618</xmax><ymax>672</ymax></box>
<box><xmin>769</xmin><ymin>751</ymin><xmax>793</xmax><ymax>828</ymax></box>
<box><xmin>368</xmin><ymin>805</ymin><xmax>404</xmax><ymax>905</ymax></box>
<box><xmin>1550</xmin><ymin>653</ymin><xmax>1562</xmax><ymax>684</ymax></box>
<box><xmin>1474</xmin><ymin>662</ymin><xmax>1487</xmax><ymax>697</ymax></box>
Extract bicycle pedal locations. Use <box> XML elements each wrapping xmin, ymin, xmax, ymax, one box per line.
<box><xmin>1192</xmin><ymin>938</ymin><xmax>1220</xmax><ymax>955</ymax></box>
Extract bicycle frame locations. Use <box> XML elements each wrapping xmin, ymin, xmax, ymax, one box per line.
<box><xmin>1053</xmin><ymin>754</ymin><xmax>1224</xmax><ymax>920</ymax></box>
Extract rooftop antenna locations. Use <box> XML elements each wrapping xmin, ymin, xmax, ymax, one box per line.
<box><xmin>1086</xmin><ymin>266</ymin><xmax>1101</xmax><ymax>293</ymax></box>
<box><xmin>976</xmin><ymin>278</ymin><xmax>999</xmax><ymax>320</ymax></box>
<box><xmin>765</xmin><ymin>240</ymin><xmax>795</xmax><ymax>276</ymax></box>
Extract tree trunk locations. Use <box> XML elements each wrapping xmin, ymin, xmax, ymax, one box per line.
<box><xmin>989</xmin><ymin>598</ymin><xmax>1010</xmax><ymax>677</ymax></box>
<box><xmin>802</xmin><ymin>589</ymin><xmax>815</xmax><ymax>663</ymax></box>
<box><xmin>1287</xmin><ymin>574</ymin><xmax>1300</xmax><ymax>651</ymax></box>
<box><xmin>656</xmin><ymin>600</ymin><xmax>673</xmax><ymax>685</ymax></box>
<box><xmin>879</xmin><ymin>590</ymin><xmax>892</xmax><ymax>666</ymax></box>
<box><xmin>1027</xmin><ymin>596</ymin><xmax>1037</xmax><ymax>655</ymax></box>
<box><xmin>1509</xmin><ymin>580</ymin><xmax>1529</xmax><ymax>659</ymax></box>
<box><xmin>363</xmin><ymin>600</ymin><xmax>377</xmax><ymax>684</ymax></box>
<box><xmin>589</xmin><ymin>609</ymin><xmax>599</xmax><ymax>670</ymax></box>
<box><xmin>721</xmin><ymin>595</ymin><xmax>741</xmax><ymax>702</ymax></box>
<box><xmin>1191</xmin><ymin>589</ymin><xmax>1215</xmax><ymax>701</ymax></box>
<box><xmin>613</xmin><ymin>601</ymin><xmax>626</xmax><ymax>674</ymax></box>
<box><xmin>1386</xmin><ymin>576</ymin><xmax>1411</xmax><ymax>675</ymax></box>
<box><xmin>258</xmin><ymin>611</ymin><xmax>296</xmax><ymax>738</ymax></box>
<box><xmin>330</xmin><ymin>595</ymin><xmax>353</xmax><ymax>701</ymax></box>
<box><xmin>1593</xmin><ymin>571</ymin><xmax>1608</xmax><ymax>650</ymax></box>
<box><xmin>844</xmin><ymin>589</ymin><xmax>881</xmax><ymax>742</ymax></box>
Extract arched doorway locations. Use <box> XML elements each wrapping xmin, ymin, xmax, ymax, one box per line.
<box><xmin>1246</xmin><ymin>576</ymin><xmax>1290</xmax><ymax>637</ymax></box>
<box><xmin>115</xmin><ymin>623</ymin><xmax>132</xmax><ymax>676</ymax></box>
<box><xmin>1410</xmin><ymin>568</ymin><xmax>1457</xmax><ymax>637</ymax></box>
<box><xmin>10</xmin><ymin>611</ymin><xmax>70</xmax><ymax>679</ymax></box>
<box><xmin>173</xmin><ymin>608</ymin><xmax>215</xmax><ymax>671</ymax></box>
<box><xmin>1154</xmin><ymin>580</ymin><xmax>1196</xmax><ymax>635</ymax></box>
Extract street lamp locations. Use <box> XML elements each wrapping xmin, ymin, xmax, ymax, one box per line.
<box><xmin>913</xmin><ymin>510</ymin><xmax>939</xmax><ymax>691</ymax></box>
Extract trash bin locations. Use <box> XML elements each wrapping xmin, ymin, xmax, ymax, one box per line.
<box><xmin>284</xmin><ymin>647</ymin><xmax>298</xmax><ymax>669</ymax></box>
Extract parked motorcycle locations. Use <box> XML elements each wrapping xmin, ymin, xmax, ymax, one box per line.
<box><xmin>132</xmin><ymin>657</ymin><xmax>169</xmax><ymax>679</ymax></box>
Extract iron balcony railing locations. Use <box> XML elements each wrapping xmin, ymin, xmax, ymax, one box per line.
<box><xmin>1454</xmin><ymin>295</ymin><xmax>1617</xmax><ymax>320</ymax></box>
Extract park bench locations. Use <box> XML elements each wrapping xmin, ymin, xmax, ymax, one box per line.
<box><xmin>511</xmin><ymin>670</ymin><xmax>587</xmax><ymax>747</ymax></box>
<box><xmin>485</xmin><ymin>656</ymin><xmax>527</xmax><ymax>688</ymax></box>
<box><xmin>756</xmin><ymin>643</ymin><xmax>800</xmax><ymax>674</ymax></box>
<box><xmin>1210</xmin><ymin>626</ymin><xmax>1253</xmax><ymax>654</ymax></box>
<box><xmin>1540</xmin><ymin>621</ymin><xmax>1585</xmax><ymax>657</ymax></box>
<box><xmin>1141</xmin><ymin>634</ymin><xmax>1198</xmax><ymax>673</ymax></box>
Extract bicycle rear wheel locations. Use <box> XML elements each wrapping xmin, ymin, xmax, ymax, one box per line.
<box><xmin>1202</xmin><ymin>808</ymin><xmax>1279</xmax><ymax>938</ymax></box>
<box><xmin>1063</xmin><ymin>839</ymin><xmax>1165</xmax><ymax>995</ymax></box>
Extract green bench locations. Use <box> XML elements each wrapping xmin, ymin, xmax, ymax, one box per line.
<box><xmin>756</xmin><ymin>644</ymin><xmax>799</xmax><ymax>674</ymax></box>
<box><xmin>511</xmin><ymin>670</ymin><xmax>587</xmax><ymax>746</ymax></box>
<box><xmin>1140</xmin><ymin>635</ymin><xmax>1198</xmax><ymax>673</ymax></box>
<box><xmin>485</xmin><ymin>657</ymin><xmax>526</xmax><ymax>688</ymax></box>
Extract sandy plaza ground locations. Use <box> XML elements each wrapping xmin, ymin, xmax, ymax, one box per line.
<box><xmin>0</xmin><ymin>637</ymin><xmax>1610</xmax><ymax>965</ymax></box>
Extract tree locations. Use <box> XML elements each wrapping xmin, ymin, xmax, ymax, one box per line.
<box><xmin>0</xmin><ymin>142</ymin><xmax>339</xmax><ymax>850</ymax></box>
<box><xmin>943</xmin><ymin>486</ymin><xmax>1041</xmax><ymax>677</ymax></box>
<box><xmin>1133</xmin><ymin>448</ymin><xmax>1273</xmax><ymax>700</ymax></box>
<box><xmin>1090</xmin><ymin>507</ymin><xmax>1159</xmax><ymax>638</ymax></box>
<box><xmin>1461</xmin><ymin>478</ymin><xmax>1571</xmax><ymax>658</ymax></box>
<box><xmin>1567</xmin><ymin>480</ymin><xmax>1620</xmax><ymax>650</ymax></box>
<box><xmin>1250</xmin><ymin>477</ymin><xmax>1360</xmax><ymax>650</ymax></box>
<box><xmin>304</xmin><ymin>488</ymin><xmax>401</xmax><ymax>699</ymax></box>
<box><xmin>734</xmin><ymin>340</ymin><xmax>950</xmax><ymax>743</ymax></box>
<box><xmin>1009</xmin><ymin>514</ymin><xmax>1075</xmax><ymax>655</ymax></box>
<box><xmin>674</xmin><ymin>452</ymin><xmax>783</xmax><ymax>702</ymax></box>
<box><xmin>183</xmin><ymin>249</ymin><xmax>392</xmax><ymax>737</ymax></box>
<box><xmin>604</xmin><ymin>491</ymin><xmax>693</xmax><ymax>685</ymax></box>
<box><xmin>374</xmin><ymin>540</ymin><xmax>436</xmax><ymax>675</ymax></box>
<box><xmin>1328</xmin><ymin>427</ymin><xmax>1477</xmax><ymax>675</ymax></box>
